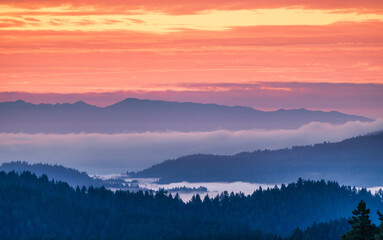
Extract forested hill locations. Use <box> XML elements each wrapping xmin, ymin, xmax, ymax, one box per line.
<box><xmin>0</xmin><ymin>98</ymin><xmax>371</xmax><ymax>133</ymax></box>
<box><xmin>133</xmin><ymin>132</ymin><xmax>383</xmax><ymax>186</ymax></box>
<box><xmin>2</xmin><ymin>172</ymin><xmax>383</xmax><ymax>239</ymax></box>
<box><xmin>0</xmin><ymin>161</ymin><xmax>102</xmax><ymax>187</ymax></box>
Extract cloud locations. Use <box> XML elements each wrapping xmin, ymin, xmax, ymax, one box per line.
<box><xmin>0</xmin><ymin>18</ymin><xmax>26</xmax><ymax>28</ymax></box>
<box><xmin>1</xmin><ymin>21</ymin><xmax>383</xmax><ymax>96</ymax></box>
<box><xmin>0</xmin><ymin>120</ymin><xmax>382</xmax><ymax>174</ymax></box>
<box><xmin>2</xmin><ymin>0</ymin><xmax>383</xmax><ymax>15</ymax></box>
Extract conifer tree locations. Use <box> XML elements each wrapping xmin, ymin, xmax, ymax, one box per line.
<box><xmin>341</xmin><ymin>200</ymin><xmax>377</xmax><ymax>240</ymax></box>
<box><xmin>375</xmin><ymin>211</ymin><xmax>383</xmax><ymax>240</ymax></box>
<box><xmin>379</xmin><ymin>211</ymin><xmax>383</xmax><ymax>221</ymax></box>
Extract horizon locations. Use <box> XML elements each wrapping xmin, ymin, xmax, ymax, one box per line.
<box><xmin>1</xmin><ymin>93</ymin><xmax>382</xmax><ymax>119</ymax></box>
<box><xmin>1</xmin><ymin>96</ymin><xmax>375</xmax><ymax>115</ymax></box>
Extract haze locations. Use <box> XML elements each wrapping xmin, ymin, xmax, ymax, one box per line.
<box><xmin>1</xmin><ymin>120</ymin><xmax>382</xmax><ymax>174</ymax></box>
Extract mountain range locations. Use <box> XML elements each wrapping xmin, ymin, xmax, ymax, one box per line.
<box><xmin>0</xmin><ymin>98</ymin><xmax>371</xmax><ymax>133</ymax></box>
<box><xmin>132</xmin><ymin>131</ymin><xmax>383</xmax><ymax>187</ymax></box>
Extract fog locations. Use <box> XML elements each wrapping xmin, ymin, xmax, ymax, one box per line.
<box><xmin>0</xmin><ymin>120</ymin><xmax>382</xmax><ymax>174</ymax></box>
<box><xmin>135</xmin><ymin>179</ymin><xmax>277</xmax><ymax>202</ymax></box>
<box><xmin>143</xmin><ymin>181</ymin><xmax>383</xmax><ymax>202</ymax></box>
<box><xmin>106</xmin><ymin>177</ymin><xmax>383</xmax><ymax>202</ymax></box>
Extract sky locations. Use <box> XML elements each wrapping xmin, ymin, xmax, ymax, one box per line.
<box><xmin>0</xmin><ymin>0</ymin><xmax>383</xmax><ymax>117</ymax></box>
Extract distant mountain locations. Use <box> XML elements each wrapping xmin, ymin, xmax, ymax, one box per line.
<box><xmin>132</xmin><ymin>131</ymin><xmax>383</xmax><ymax>187</ymax></box>
<box><xmin>0</xmin><ymin>161</ymin><xmax>103</xmax><ymax>187</ymax></box>
<box><xmin>0</xmin><ymin>98</ymin><xmax>372</xmax><ymax>133</ymax></box>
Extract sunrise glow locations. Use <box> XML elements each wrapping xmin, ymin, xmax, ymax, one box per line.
<box><xmin>0</xmin><ymin>0</ymin><xmax>382</xmax><ymax>117</ymax></box>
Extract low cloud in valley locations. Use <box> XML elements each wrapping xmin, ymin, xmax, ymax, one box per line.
<box><xmin>0</xmin><ymin>120</ymin><xmax>382</xmax><ymax>174</ymax></box>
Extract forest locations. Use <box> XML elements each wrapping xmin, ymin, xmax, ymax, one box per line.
<box><xmin>1</xmin><ymin>171</ymin><xmax>383</xmax><ymax>240</ymax></box>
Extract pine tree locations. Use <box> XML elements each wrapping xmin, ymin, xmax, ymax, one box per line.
<box><xmin>378</xmin><ymin>211</ymin><xmax>383</xmax><ymax>222</ymax></box>
<box><xmin>375</xmin><ymin>211</ymin><xmax>383</xmax><ymax>240</ymax></box>
<box><xmin>341</xmin><ymin>200</ymin><xmax>377</xmax><ymax>240</ymax></box>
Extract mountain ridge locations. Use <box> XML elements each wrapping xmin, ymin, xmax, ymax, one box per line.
<box><xmin>132</xmin><ymin>131</ymin><xmax>383</xmax><ymax>187</ymax></box>
<box><xmin>0</xmin><ymin>98</ymin><xmax>372</xmax><ymax>134</ymax></box>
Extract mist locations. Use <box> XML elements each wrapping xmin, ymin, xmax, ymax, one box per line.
<box><xmin>0</xmin><ymin>120</ymin><xmax>382</xmax><ymax>174</ymax></box>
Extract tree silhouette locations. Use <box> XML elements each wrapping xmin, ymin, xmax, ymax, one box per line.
<box><xmin>378</xmin><ymin>211</ymin><xmax>383</xmax><ymax>222</ymax></box>
<box><xmin>341</xmin><ymin>200</ymin><xmax>377</xmax><ymax>240</ymax></box>
<box><xmin>375</xmin><ymin>211</ymin><xmax>383</xmax><ymax>240</ymax></box>
<box><xmin>3</xmin><ymin>172</ymin><xmax>383</xmax><ymax>240</ymax></box>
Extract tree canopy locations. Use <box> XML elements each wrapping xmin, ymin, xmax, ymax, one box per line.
<box><xmin>1</xmin><ymin>171</ymin><xmax>383</xmax><ymax>239</ymax></box>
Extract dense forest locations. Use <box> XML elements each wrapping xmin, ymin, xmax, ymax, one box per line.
<box><xmin>1</xmin><ymin>171</ymin><xmax>383</xmax><ymax>239</ymax></box>
<box><xmin>288</xmin><ymin>219</ymin><xmax>351</xmax><ymax>240</ymax></box>
<box><xmin>133</xmin><ymin>132</ymin><xmax>383</xmax><ymax>186</ymax></box>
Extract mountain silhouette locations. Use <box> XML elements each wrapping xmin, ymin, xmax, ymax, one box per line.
<box><xmin>0</xmin><ymin>98</ymin><xmax>372</xmax><ymax>133</ymax></box>
<box><xmin>132</xmin><ymin>131</ymin><xmax>383</xmax><ymax>187</ymax></box>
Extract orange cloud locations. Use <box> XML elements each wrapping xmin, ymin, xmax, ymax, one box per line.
<box><xmin>0</xmin><ymin>1</ymin><xmax>382</xmax><ymax>98</ymax></box>
<box><xmin>1</xmin><ymin>0</ymin><xmax>383</xmax><ymax>14</ymax></box>
<box><xmin>1</xmin><ymin>6</ymin><xmax>383</xmax><ymax>33</ymax></box>
<box><xmin>0</xmin><ymin>18</ymin><xmax>26</xmax><ymax>28</ymax></box>
<box><xmin>1</xmin><ymin>21</ymin><xmax>382</xmax><ymax>93</ymax></box>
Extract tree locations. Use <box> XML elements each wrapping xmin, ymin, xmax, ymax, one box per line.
<box><xmin>378</xmin><ymin>211</ymin><xmax>383</xmax><ymax>222</ymax></box>
<box><xmin>375</xmin><ymin>211</ymin><xmax>383</xmax><ymax>240</ymax></box>
<box><xmin>341</xmin><ymin>200</ymin><xmax>377</xmax><ymax>240</ymax></box>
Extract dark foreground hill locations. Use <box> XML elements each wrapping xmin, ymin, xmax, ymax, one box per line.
<box><xmin>2</xmin><ymin>172</ymin><xmax>383</xmax><ymax>239</ymax></box>
<box><xmin>133</xmin><ymin>131</ymin><xmax>383</xmax><ymax>187</ymax></box>
<box><xmin>0</xmin><ymin>161</ymin><xmax>102</xmax><ymax>187</ymax></box>
<box><xmin>0</xmin><ymin>98</ymin><xmax>371</xmax><ymax>133</ymax></box>
<box><xmin>0</xmin><ymin>161</ymin><xmax>144</xmax><ymax>190</ymax></box>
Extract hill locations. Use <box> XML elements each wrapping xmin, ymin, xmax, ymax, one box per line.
<box><xmin>2</xmin><ymin>172</ymin><xmax>383</xmax><ymax>239</ymax></box>
<box><xmin>133</xmin><ymin>132</ymin><xmax>383</xmax><ymax>187</ymax></box>
<box><xmin>0</xmin><ymin>98</ymin><xmax>371</xmax><ymax>133</ymax></box>
<box><xmin>0</xmin><ymin>161</ymin><xmax>148</xmax><ymax>191</ymax></box>
<box><xmin>0</xmin><ymin>161</ymin><xmax>103</xmax><ymax>187</ymax></box>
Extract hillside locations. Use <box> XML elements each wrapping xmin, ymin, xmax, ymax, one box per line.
<box><xmin>0</xmin><ymin>161</ymin><xmax>103</xmax><ymax>187</ymax></box>
<box><xmin>133</xmin><ymin>132</ymin><xmax>383</xmax><ymax>186</ymax></box>
<box><xmin>2</xmin><ymin>172</ymin><xmax>383</xmax><ymax>239</ymax></box>
<box><xmin>0</xmin><ymin>98</ymin><xmax>371</xmax><ymax>133</ymax></box>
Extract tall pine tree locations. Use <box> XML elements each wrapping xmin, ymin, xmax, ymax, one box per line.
<box><xmin>375</xmin><ymin>211</ymin><xmax>383</xmax><ymax>240</ymax></box>
<box><xmin>341</xmin><ymin>200</ymin><xmax>377</xmax><ymax>240</ymax></box>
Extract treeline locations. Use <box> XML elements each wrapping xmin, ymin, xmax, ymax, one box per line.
<box><xmin>0</xmin><ymin>171</ymin><xmax>382</xmax><ymax>239</ymax></box>
<box><xmin>288</xmin><ymin>218</ymin><xmax>351</xmax><ymax>240</ymax></box>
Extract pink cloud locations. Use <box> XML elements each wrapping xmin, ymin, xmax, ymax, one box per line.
<box><xmin>1</xmin><ymin>22</ymin><xmax>383</xmax><ymax>94</ymax></box>
<box><xmin>2</xmin><ymin>0</ymin><xmax>383</xmax><ymax>14</ymax></box>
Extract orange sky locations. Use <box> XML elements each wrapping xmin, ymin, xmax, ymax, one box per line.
<box><xmin>0</xmin><ymin>0</ymin><xmax>383</xmax><ymax>95</ymax></box>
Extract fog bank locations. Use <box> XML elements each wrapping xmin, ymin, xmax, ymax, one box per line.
<box><xmin>0</xmin><ymin>120</ymin><xmax>382</xmax><ymax>174</ymax></box>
